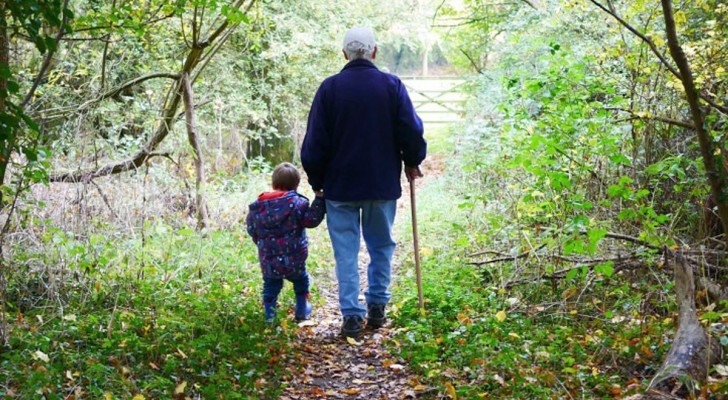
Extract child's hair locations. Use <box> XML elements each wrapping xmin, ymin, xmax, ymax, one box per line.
<box><xmin>271</xmin><ymin>162</ymin><xmax>300</xmax><ymax>191</ymax></box>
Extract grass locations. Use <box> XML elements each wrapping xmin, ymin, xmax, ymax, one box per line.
<box><xmin>1</xmin><ymin>225</ymin><xmax>296</xmax><ymax>399</ymax></box>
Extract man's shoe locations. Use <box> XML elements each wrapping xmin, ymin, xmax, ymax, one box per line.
<box><xmin>294</xmin><ymin>294</ymin><xmax>313</xmax><ymax>321</ymax></box>
<box><xmin>341</xmin><ymin>316</ymin><xmax>364</xmax><ymax>338</ymax></box>
<box><xmin>367</xmin><ymin>303</ymin><xmax>386</xmax><ymax>328</ymax></box>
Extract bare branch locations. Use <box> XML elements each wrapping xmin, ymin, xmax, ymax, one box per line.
<box><xmin>590</xmin><ymin>0</ymin><xmax>728</xmax><ymax>116</ymax></box>
<box><xmin>49</xmin><ymin>1</ymin><xmax>253</xmax><ymax>183</ymax></box>
<box><xmin>467</xmin><ymin>244</ymin><xmax>547</xmax><ymax>265</ymax></box>
<box><xmin>459</xmin><ymin>48</ymin><xmax>484</xmax><ymax>74</ymax></box>
<box><xmin>182</xmin><ymin>72</ymin><xmax>209</xmax><ymax>230</ymax></box>
<box><xmin>20</xmin><ymin>0</ymin><xmax>70</xmax><ymax>109</ymax></box>
<box><xmin>77</xmin><ymin>72</ymin><xmax>180</xmax><ymax>111</ymax></box>
<box><xmin>605</xmin><ymin>107</ymin><xmax>695</xmax><ymax>129</ymax></box>
<box><xmin>589</xmin><ymin>0</ymin><xmax>681</xmax><ymax>80</ymax></box>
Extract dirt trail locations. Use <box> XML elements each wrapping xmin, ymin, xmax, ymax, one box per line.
<box><xmin>278</xmin><ymin>155</ymin><xmax>445</xmax><ymax>400</ymax></box>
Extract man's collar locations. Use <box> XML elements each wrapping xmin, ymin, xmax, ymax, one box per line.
<box><xmin>341</xmin><ymin>59</ymin><xmax>377</xmax><ymax>71</ymax></box>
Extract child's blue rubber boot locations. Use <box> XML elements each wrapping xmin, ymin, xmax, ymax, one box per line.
<box><xmin>294</xmin><ymin>293</ymin><xmax>312</xmax><ymax>321</ymax></box>
<box><xmin>263</xmin><ymin>301</ymin><xmax>277</xmax><ymax>324</ymax></box>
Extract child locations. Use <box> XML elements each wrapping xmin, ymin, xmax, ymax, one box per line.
<box><xmin>246</xmin><ymin>162</ymin><xmax>325</xmax><ymax>323</ymax></box>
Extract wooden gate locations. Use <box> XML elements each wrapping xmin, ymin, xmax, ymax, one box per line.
<box><xmin>401</xmin><ymin>76</ymin><xmax>467</xmax><ymax>126</ymax></box>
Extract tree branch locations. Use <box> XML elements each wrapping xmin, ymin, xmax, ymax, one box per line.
<box><xmin>590</xmin><ymin>0</ymin><xmax>728</xmax><ymax>116</ymax></box>
<box><xmin>20</xmin><ymin>0</ymin><xmax>70</xmax><ymax>109</ymax></box>
<box><xmin>49</xmin><ymin>1</ymin><xmax>252</xmax><ymax>183</ymax></box>
<box><xmin>605</xmin><ymin>107</ymin><xmax>695</xmax><ymax>130</ymax></box>
<box><xmin>588</xmin><ymin>0</ymin><xmax>681</xmax><ymax>80</ymax></box>
<box><xmin>77</xmin><ymin>72</ymin><xmax>180</xmax><ymax>111</ymax></box>
<box><xmin>467</xmin><ymin>244</ymin><xmax>547</xmax><ymax>266</ymax></box>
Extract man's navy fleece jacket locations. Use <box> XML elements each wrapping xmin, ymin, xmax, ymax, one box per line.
<box><xmin>301</xmin><ymin>59</ymin><xmax>427</xmax><ymax>202</ymax></box>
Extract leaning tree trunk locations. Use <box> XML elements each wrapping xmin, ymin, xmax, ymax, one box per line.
<box><xmin>661</xmin><ymin>0</ymin><xmax>728</xmax><ymax>237</ymax></box>
<box><xmin>181</xmin><ymin>72</ymin><xmax>209</xmax><ymax>230</ymax></box>
<box><xmin>646</xmin><ymin>253</ymin><xmax>722</xmax><ymax>398</ymax></box>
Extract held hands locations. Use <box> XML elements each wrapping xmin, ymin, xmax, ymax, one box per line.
<box><xmin>405</xmin><ymin>166</ymin><xmax>424</xmax><ymax>182</ymax></box>
<box><xmin>314</xmin><ymin>190</ymin><xmax>324</xmax><ymax>198</ymax></box>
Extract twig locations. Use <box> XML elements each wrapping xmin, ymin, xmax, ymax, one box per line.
<box><xmin>20</xmin><ymin>0</ymin><xmax>71</xmax><ymax>109</ymax></box>
<box><xmin>90</xmin><ymin>180</ymin><xmax>118</xmax><ymax>219</ymax></box>
<box><xmin>467</xmin><ymin>243</ymin><xmax>546</xmax><ymax>266</ymax></box>
<box><xmin>502</xmin><ymin>257</ymin><xmax>644</xmax><ymax>288</ymax></box>
<box><xmin>605</xmin><ymin>107</ymin><xmax>694</xmax><ymax>129</ymax></box>
<box><xmin>588</xmin><ymin>0</ymin><xmax>681</xmax><ymax>80</ymax></box>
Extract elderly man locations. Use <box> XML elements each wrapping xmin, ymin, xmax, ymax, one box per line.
<box><xmin>301</xmin><ymin>26</ymin><xmax>427</xmax><ymax>338</ymax></box>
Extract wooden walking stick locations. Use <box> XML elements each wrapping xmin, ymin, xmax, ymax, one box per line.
<box><xmin>409</xmin><ymin>179</ymin><xmax>425</xmax><ymax>311</ymax></box>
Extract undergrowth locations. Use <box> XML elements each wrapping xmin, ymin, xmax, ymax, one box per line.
<box><xmin>1</xmin><ymin>220</ymin><xmax>303</xmax><ymax>399</ymax></box>
<box><xmin>390</xmin><ymin>134</ymin><xmax>728</xmax><ymax>399</ymax></box>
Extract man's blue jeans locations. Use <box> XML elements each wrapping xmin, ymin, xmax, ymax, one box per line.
<box><xmin>326</xmin><ymin>200</ymin><xmax>397</xmax><ymax>318</ymax></box>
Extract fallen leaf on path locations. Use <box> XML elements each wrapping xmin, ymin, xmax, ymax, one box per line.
<box><xmin>445</xmin><ymin>382</ymin><xmax>457</xmax><ymax>399</ymax></box>
<box><xmin>389</xmin><ymin>363</ymin><xmax>405</xmax><ymax>371</ymax></box>
<box><xmin>174</xmin><ymin>381</ymin><xmax>187</xmax><ymax>395</ymax></box>
<box><xmin>176</xmin><ymin>348</ymin><xmax>188</xmax><ymax>359</ymax></box>
<box><xmin>33</xmin><ymin>350</ymin><xmax>49</xmax><ymax>363</ymax></box>
<box><xmin>342</xmin><ymin>388</ymin><xmax>360</xmax><ymax>395</ymax></box>
<box><xmin>298</xmin><ymin>320</ymin><xmax>316</xmax><ymax>327</ymax></box>
<box><xmin>456</xmin><ymin>313</ymin><xmax>472</xmax><ymax>325</ymax></box>
<box><xmin>346</xmin><ymin>337</ymin><xmax>362</xmax><ymax>346</ymax></box>
<box><xmin>495</xmin><ymin>310</ymin><xmax>507</xmax><ymax>323</ymax></box>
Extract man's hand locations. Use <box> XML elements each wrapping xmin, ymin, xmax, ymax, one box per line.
<box><xmin>314</xmin><ymin>190</ymin><xmax>324</xmax><ymax>198</ymax></box>
<box><xmin>405</xmin><ymin>166</ymin><xmax>424</xmax><ymax>182</ymax></box>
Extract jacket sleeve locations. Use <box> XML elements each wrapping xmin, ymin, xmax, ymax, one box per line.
<box><xmin>394</xmin><ymin>79</ymin><xmax>427</xmax><ymax>167</ymax></box>
<box><xmin>301</xmin><ymin>83</ymin><xmax>330</xmax><ymax>192</ymax></box>
<box><xmin>296</xmin><ymin>196</ymin><xmax>326</xmax><ymax>228</ymax></box>
<box><xmin>245</xmin><ymin>207</ymin><xmax>259</xmax><ymax>244</ymax></box>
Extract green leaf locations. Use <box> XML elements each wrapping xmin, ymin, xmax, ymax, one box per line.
<box><xmin>0</xmin><ymin>64</ymin><xmax>10</xmax><ymax>79</ymax></box>
<box><xmin>594</xmin><ymin>262</ymin><xmax>614</xmax><ymax>277</ymax></box>
<box><xmin>178</xmin><ymin>228</ymin><xmax>195</xmax><ymax>236</ymax></box>
<box><xmin>6</xmin><ymin>81</ymin><xmax>20</xmax><ymax>94</ymax></box>
<box><xmin>609</xmin><ymin>153</ymin><xmax>631</xmax><ymax>166</ymax></box>
<box><xmin>587</xmin><ymin>228</ymin><xmax>607</xmax><ymax>244</ymax></box>
<box><xmin>548</xmin><ymin>171</ymin><xmax>571</xmax><ymax>191</ymax></box>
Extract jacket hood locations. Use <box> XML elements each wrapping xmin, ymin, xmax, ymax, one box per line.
<box><xmin>248</xmin><ymin>191</ymin><xmax>298</xmax><ymax>229</ymax></box>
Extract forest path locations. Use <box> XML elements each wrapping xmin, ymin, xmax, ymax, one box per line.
<box><xmin>278</xmin><ymin>150</ymin><xmax>448</xmax><ymax>400</ymax></box>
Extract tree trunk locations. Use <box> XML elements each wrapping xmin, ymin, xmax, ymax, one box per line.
<box><xmin>647</xmin><ymin>253</ymin><xmax>722</xmax><ymax>398</ymax></box>
<box><xmin>0</xmin><ymin>5</ymin><xmax>9</xmax><ymax>206</ymax></box>
<box><xmin>661</xmin><ymin>0</ymin><xmax>728</xmax><ymax>238</ymax></box>
<box><xmin>181</xmin><ymin>72</ymin><xmax>209</xmax><ymax>230</ymax></box>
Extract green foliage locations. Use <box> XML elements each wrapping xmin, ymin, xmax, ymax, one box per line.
<box><xmin>1</xmin><ymin>224</ymin><xmax>292</xmax><ymax>398</ymax></box>
<box><xmin>392</xmin><ymin>237</ymin><xmax>676</xmax><ymax>398</ymax></box>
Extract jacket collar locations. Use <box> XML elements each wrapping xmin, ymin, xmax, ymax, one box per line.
<box><xmin>341</xmin><ymin>59</ymin><xmax>377</xmax><ymax>72</ymax></box>
<box><xmin>257</xmin><ymin>190</ymin><xmax>294</xmax><ymax>201</ymax></box>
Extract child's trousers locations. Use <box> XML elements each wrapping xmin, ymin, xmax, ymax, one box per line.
<box><xmin>263</xmin><ymin>271</ymin><xmax>310</xmax><ymax>305</ymax></box>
